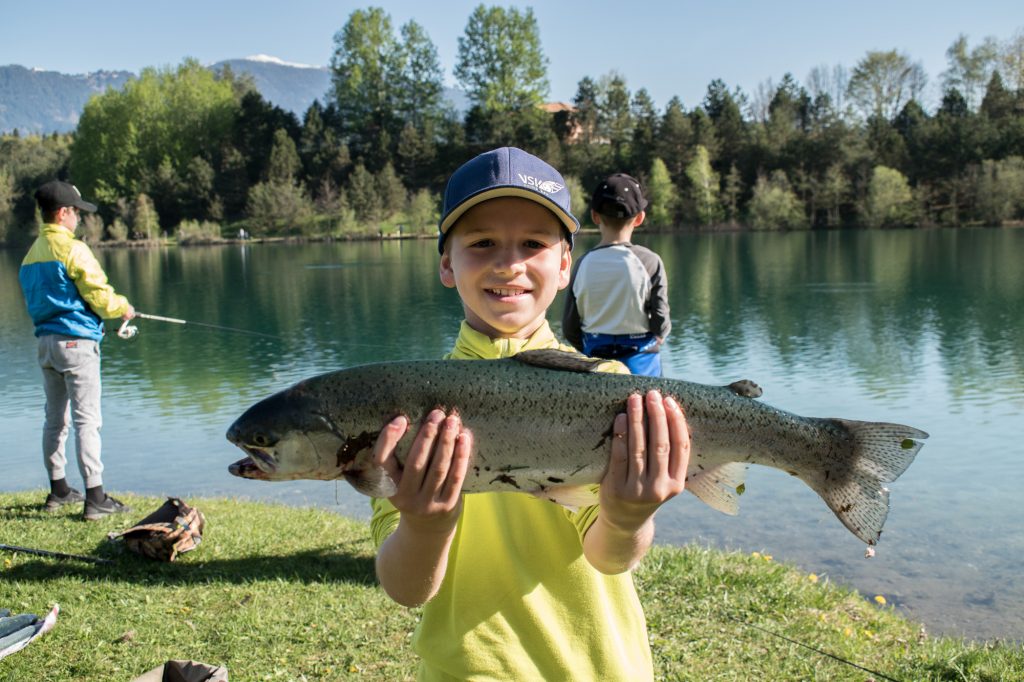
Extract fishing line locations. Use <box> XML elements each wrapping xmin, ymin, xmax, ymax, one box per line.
<box><xmin>725</xmin><ymin>613</ymin><xmax>902</xmax><ymax>681</ymax></box>
<box><xmin>116</xmin><ymin>312</ymin><xmax>440</xmax><ymax>356</ymax></box>
<box><xmin>118</xmin><ymin>312</ymin><xmax>281</xmax><ymax>340</ymax></box>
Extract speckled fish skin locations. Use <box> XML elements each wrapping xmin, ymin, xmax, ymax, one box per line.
<box><xmin>226</xmin><ymin>350</ymin><xmax>928</xmax><ymax>545</ymax></box>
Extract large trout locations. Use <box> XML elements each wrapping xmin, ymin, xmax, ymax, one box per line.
<box><xmin>227</xmin><ymin>350</ymin><xmax>927</xmax><ymax>545</ymax></box>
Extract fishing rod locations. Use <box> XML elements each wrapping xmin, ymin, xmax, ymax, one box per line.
<box><xmin>725</xmin><ymin>613</ymin><xmax>902</xmax><ymax>682</ymax></box>
<box><xmin>117</xmin><ymin>312</ymin><xmax>280</xmax><ymax>340</ymax></box>
<box><xmin>0</xmin><ymin>544</ymin><xmax>113</xmax><ymax>565</ymax></box>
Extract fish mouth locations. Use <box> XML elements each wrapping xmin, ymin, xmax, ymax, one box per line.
<box><xmin>228</xmin><ymin>456</ymin><xmax>271</xmax><ymax>480</ymax></box>
<box><xmin>228</xmin><ymin>446</ymin><xmax>278</xmax><ymax>479</ymax></box>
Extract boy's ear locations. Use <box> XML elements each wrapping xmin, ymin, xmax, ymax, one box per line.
<box><xmin>633</xmin><ymin>210</ymin><xmax>646</xmax><ymax>227</ymax></box>
<box><xmin>557</xmin><ymin>242</ymin><xmax>572</xmax><ymax>290</ymax></box>
<box><xmin>439</xmin><ymin>251</ymin><xmax>457</xmax><ymax>288</ymax></box>
<box><xmin>590</xmin><ymin>209</ymin><xmax>602</xmax><ymax>227</ymax></box>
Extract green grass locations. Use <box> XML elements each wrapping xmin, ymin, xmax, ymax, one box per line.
<box><xmin>1</xmin><ymin>491</ymin><xmax>1021</xmax><ymax>681</ymax></box>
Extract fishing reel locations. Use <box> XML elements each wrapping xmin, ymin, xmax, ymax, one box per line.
<box><xmin>117</xmin><ymin>319</ymin><xmax>139</xmax><ymax>339</ymax></box>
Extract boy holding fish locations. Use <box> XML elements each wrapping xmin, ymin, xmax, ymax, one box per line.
<box><xmin>368</xmin><ymin>147</ymin><xmax>691</xmax><ymax>680</ymax></box>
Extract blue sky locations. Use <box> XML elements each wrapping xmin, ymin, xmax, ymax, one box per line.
<box><xmin>2</xmin><ymin>1</ymin><xmax>1021</xmax><ymax>110</ymax></box>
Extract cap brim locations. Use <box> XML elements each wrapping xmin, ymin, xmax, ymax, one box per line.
<box><xmin>72</xmin><ymin>199</ymin><xmax>98</xmax><ymax>213</ymax></box>
<box><xmin>439</xmin><ymin>186</ymin><xmax>579</xmax><ymax>236</ymax></box>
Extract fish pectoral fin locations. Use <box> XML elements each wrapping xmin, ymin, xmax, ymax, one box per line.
<box><xmin>532</xmin><ymin>484</ymin><xmax>600</xmax><ymax>511</ymax></box>
<box><xmin>343</xmin><ymin>463</ymin><xmax>398</xmax><ymax>498</ymax></box>
<box><xmin>726</xmin><ymin>379</ymin><xmax>763</xmax><ymax>398</ymax></box>
<box><xmin>686</xmin><ymin>463</ymin><xmax>749</xmax><ymax>515</ymax></box>
<box><xmin>512</xmin><ymin>349</ymin><xmax>605</xmax><ymax>373</ymax></box>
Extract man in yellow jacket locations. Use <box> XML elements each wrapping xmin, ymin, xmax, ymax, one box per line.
<box><xmin>19</xmin><ymin>180</ymin><xmax>135</xmax><ymax>520</ymax></box>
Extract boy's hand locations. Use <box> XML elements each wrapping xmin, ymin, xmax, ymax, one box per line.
<box><xmin>599</xmin><ymin>390</ymin><xmax>690</xmax><ymax>532</ymax></box>
<box><xmin>373</xmin><ymin>409</ymin><xmax>472</xmax><ymax>533</ymax></box>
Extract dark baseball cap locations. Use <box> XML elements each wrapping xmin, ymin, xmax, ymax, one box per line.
<box><xmin>438</xmin><ymin>147</ymin><xmax>580</xmax><ymax>253</ymax></box>
<box><xmin>34</xmin><ymin>180</ymin><xmax>98</xmax><ymax>213</ymax></box>
<box><xmin>591</xmin><ymin>173</ymin><xmax>647</xmax><ymax>219</ymax></box>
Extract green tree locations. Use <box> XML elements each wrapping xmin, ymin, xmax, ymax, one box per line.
<box><xmin>0</xmin><ymin>133</ymin><xmax>70</xmax><ymax>243</ymax></box>
<box><xmin>749</xmin><ymin>171</ymin><xmax>807</xmax><ymax>230</ymax></box>
<box><xmin>998</xmin><ymin>27</ymin><xmax>1024</xmax><ymax>92</ymax></box>
<box><xmin>646</xmin><ymin>157</ymin><xmax>679</xmax><ymax>227</ymax></box>
<box><xmin>0</xmin><ymin>167</ymin><xmax>19</xmax><ymax>243</ymax></box>
<box><xmin>563</xmin><ymin>175</ymin><xmax>588</xmax><ymax>224</ymax></box>
<box><xmin>818</xmin><ymin>163</ymin><xmax>851</xmax><ymax>227</ymax></box>
<box><xmin>597</xmin><ymin>73</ymin><xmax>633</xmax><ymax>165</ymax></box>
<box><xmin>684</xmin><ymin>145</ymin><xmax>722</xmax><ymax>227</ymax></box>
<box><xmin>455</xmin><ymin>5</ymin><xmax>549</xmax><ymax>115</ymax></box>
<box><xmin>862</xmin><ymin>165</ymin><xmax>915</xmax><ymax>228</ymax></box>
<box><xmin>245</xmin><ymin>128</ymin><xmax>310</xmax><ymax>234</ymax></box>
<box><xmin>942</xmin><ymin>34</ymin><xmax>999</xmax><ymax>110</ymax></box>
<box><xmin>347</xmin><ymin>163</ymin><xmax>383</xmax><ymax>224</ymax></box>
<box><xmin>266</xmin><ymin>129</ymin><xmax>302</xmax><ymax>183</ymax></box>
<box><xmin>330</xmin><ymin>9</ymin><xmax>444</xmax><ymax>169</ymax></box>
<box><xmin>975</xmin><ymin>156</ymin><xmax>1024</xmax><ymax>224</ymax></box>
<box><xmin>629</xmin><ymin>88</ymin><xmax>659</xmax><ymax>176</ymax></box>
<box><xmin>404</xmin><ymin>188</ymin><xmax>439</xmax><ymax>234</ymax></box>
<box><xmin>131</xmin><ymin>193</ymin><xmax>160</xmax><ymax>240</ymax></box>
<box><xmin>703</xmin><ymin>79</ymin><xmax>747</xmax><ymax>174</ymax></box>
<box><xmin>656</xmin><ymin>97</ymin><xmax>693</xmax><ymax>183</ymax></box>
<box><xmin>847</xmin><ymin>50</ymin><xmax>928</xmax><ymax>121</ymax></box>
<box><xmin>300</xmin><ymin>102</ymin><xmax>352</xmax><ymax>192</ymax></box>
<box><xmin>245</xmin><ymin>180</ymin><xmax>310</xmax><ymax>235</ymax></box>
<box><xmin>722</xmin><ymin>163</ymin><xmax>743</xmax><ymax>226</ymax></box>
<box><xmin>376</xmin><ymin>162</ymin><xmax>407</xmax><ymax>220</ymax></box>
<box><xmin>183</xmin><ymin>156</ymin><xmax>216</xmax><ymax>221</ymax></box>
<box><xmin>71</xmin><ymin>59</ymin><xmax>237</xmax><ymax>218</ymax></box>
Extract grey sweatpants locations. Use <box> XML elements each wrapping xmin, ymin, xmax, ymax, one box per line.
<box><xmin>37</xmin><ymin>334</ymin><xmax>104</xmax><ymax>488</ymax></box>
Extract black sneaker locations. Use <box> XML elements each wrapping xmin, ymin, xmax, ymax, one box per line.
<box><xmin>83</xmin><ymin>495</ymin><xmax>132</xmax><ymax>521</ymax></box>
<box><xmin>44</xmin><ymin>488</ymin><xmax>85</xmax><ymax>511</ymax></box>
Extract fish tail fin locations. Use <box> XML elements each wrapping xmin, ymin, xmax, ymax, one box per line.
<box><xmin>817</xmin><ymin>419</ymin><xmax>928</xmax><ymax>545</ymax></box>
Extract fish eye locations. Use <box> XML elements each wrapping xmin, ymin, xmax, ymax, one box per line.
<box><xmin>253</xmin><ymin>434</ymin><xmax>271</xmax><ymax>447</ymax></box>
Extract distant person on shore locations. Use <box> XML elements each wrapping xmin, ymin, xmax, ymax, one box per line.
<box><xmin>19</xmin><ymin>180</ymin><xmax>135</xmax><ymax>520</ymax></box>
<box><xmin>563</xmin><ymin>173</ymin><xmax>671</xmax><ymax>376</ymax></box>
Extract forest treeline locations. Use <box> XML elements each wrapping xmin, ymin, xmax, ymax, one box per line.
<box><xmin>1</xmin><ymin>6</ymin><xmax>1023</xmax><ymax>245</ymax></box>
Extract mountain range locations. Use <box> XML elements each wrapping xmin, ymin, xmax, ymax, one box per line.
<box><xmin>0</xmin><ymin>55</ymin><xmax>467</xmax><ymax>135</ymax></box>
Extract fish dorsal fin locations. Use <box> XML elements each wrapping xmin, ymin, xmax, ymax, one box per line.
<box><xmin>685</xmin><ymin>462</ymin><xmax>749</xmax><ymax>515</ymax></box>
<box><xmin>727</xmin><ymin>379</ymin><xmax>763</xmax><ymax>398</ymax></box>
<box><xmin>513</xmin><ymin>349</ymin><xmax>605</xmax><ymax>373</ymax></box>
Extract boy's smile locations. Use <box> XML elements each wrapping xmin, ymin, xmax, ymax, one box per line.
<box><xmin>440</xmin><ymin>197</ymin><xmax>571</xmax><ymax>339</ymax></box>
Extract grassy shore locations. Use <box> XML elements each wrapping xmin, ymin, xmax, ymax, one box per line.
<box><xmin>1</xmin><ymin>492</ymin><xmax>1020</xmax><ymax>681</ymax></box>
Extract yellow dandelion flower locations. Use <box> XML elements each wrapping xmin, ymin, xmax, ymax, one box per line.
<box><xmin>874</xmin><ymin>595</ymin><xmax>887</xmax><ymax>606</ymax></box>
<box><xmin>751</xmin><ymin>551</ymin><xmax>761</xmax><ymax>559</ymax></box>
<box><xmin>763</xmin><ymin>554</ymin><xmax>773</xmax><ymax>562</ymax></box>
<box><xmin>808</xmin><ymin>573</ymin><xmax>819</xmax><ymax>583</ymax></box>
<box><xmin>843</xmin><ymin>627</ymin><xmax>853</xmax><ymax>637</ymax></box>
<box><xmin>863</xmin><ymin>629</ymin><xmax>875</xmax><ymax>638</ymax></box>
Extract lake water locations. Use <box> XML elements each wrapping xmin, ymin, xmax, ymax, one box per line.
<box><xmin>1</xmin><ymin>229</ymin><xmax>1021</xmax><ymax>643</ymax></box>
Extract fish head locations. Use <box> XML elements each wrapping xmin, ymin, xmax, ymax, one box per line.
<box><xmin>226</xmin><ymin>384</ymin><xmax>348</xmax><ymax>482</ymax></box>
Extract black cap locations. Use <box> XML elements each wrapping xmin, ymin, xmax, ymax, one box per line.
<box><xmin>591</xmin><ymin>173</ymin><xmax>647</xmax><ymax>219</ymax></box>
<box><xmin>34</xmin><ymin>180</ymin><xmax>98</xmax><ymax>213</ymax></box>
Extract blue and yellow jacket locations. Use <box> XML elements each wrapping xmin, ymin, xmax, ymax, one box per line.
<box><xmin>19</xmin><ymin>224</ymin><xmax>131</xmax><ymax>342</ymax></box>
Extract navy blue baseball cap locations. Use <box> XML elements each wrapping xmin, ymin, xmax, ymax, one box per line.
<box><xmin>438</xmin><ymin>147</ymin><xmax>580</xmax><ymax>253</ymax></box>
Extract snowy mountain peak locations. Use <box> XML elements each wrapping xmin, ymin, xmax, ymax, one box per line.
<box><xmin>243</xmin><ymin>54</ymin><xmax>320</xmax><ymax>70</ymax></box>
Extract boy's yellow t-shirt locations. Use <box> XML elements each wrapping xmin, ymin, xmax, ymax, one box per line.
<box><xmin>370</xmin><ymin>321</ymin><xmax>653</xmax><ymax>681</ymax></box>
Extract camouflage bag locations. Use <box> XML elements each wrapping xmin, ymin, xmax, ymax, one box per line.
<box><xmin>109</xmin><ymin>498</ymin><xmax>205</xmax><ymax>562</ymax></box>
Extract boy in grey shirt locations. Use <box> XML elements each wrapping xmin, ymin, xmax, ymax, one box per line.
<box><xmin>563</xmin><ymin>173</ymin><xmax>670</xmax><ymax>376</ymax></box>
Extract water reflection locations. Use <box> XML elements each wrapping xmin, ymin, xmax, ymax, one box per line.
<box><xmin>1</xmin><ymin>228</ymin><xmax>1021</xmax><ymax>642</ymax></box>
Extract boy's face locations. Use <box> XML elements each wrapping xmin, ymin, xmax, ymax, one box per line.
<box><xmin>440</xmin><ymin>197</ymin><xmax>571</xmax><ymax>339</ymax></box>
